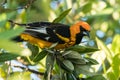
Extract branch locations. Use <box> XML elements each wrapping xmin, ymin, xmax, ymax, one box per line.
<box><xmin>14</xmin><ymin>65</ymin><xmax>44</xmax><ymax>75</ymax></box>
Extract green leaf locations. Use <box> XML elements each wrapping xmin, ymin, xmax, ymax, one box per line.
<box><xmin>62</xmin><ymin>50</ymin><xmax>82</xmax><ymax>60</ymax></box>
<box><xmin>44</xmin><ymin>65</ymin><xmax>52</xmax><ymax>80</ymax></box>
<box><xmin>27</xmin><ymin>43</ymin><xmax>40</xmax><ymax>61</ymax></box>
<box><xmin>32</xmin><ymin>50</ymin><xmax>48</xmax><ymax>62</ymax></box>
<box><xmin>27</xmin><ymin>43</ymin><xmax>39</xmax><ymax>55</ymax></box>
<box><xmin>70</xmin><ymin>59</ymin><xmax>86</xmax><ymax>65</ymax></box>
<box><xmin>45</xmin><ymin>54</ymin><xmax>55</xmax><ymax>80</ymax></box>
<box><xmin>96</xmin><ymin>37</ymin><xmax>112</xmax><ymax>64</ymax></box>
<box><xmin>62</xmin><ymin>51</ymin><xmax>86</xmax><ymax>65</ymax></box>
<box><xmin>66</xmin><ymin>45</ymin><xmax>99</xmax><ymax>54</ymax></box>
<box><xmin>0</xmin><ymin>67</ymin><xmax>7</xmax><ymax>78</ymax></box>
<box><xmin>112</xmin><ymin>34</ymin><xmax>120</xmax><ymax>54</ymax></box>
<box><xmin>46</xmin><ymin>54</ymin><xmax>55</xmax><ymax>69</ymax></box>
<box><xmin>0</xmin><ymin>20</ymin><xmax>6</xmax><ymax>27</ymax></box>
<box><xmin>0</xmin><ymin>40</ymin><xmax>24</xmax><ymax>55</ymax></box>
<box><xmin>62</xmin><ymin>60</ymin><xmax>74</xmax><ymax>72</ymax></box>
<box><xmin>74</xmin><ymin>65</ymin><xmax>93</xmax><ymax>77</ymax></box>
<box><xmin>67</xmin><ymin>73</ymin><xmax>77</xmax><ymax>80</ymax></box>
<box><xmin>0</xmin><ymin>53</ymin><xmax>19</xmax><ymax>62</ymax></box>
<box><xmin>107</xmin><ymin>72</ymin><xmax>117</xmax><ymax>80</ymax></box>
<box><xmin>52</xmin><ymin>8</ymin><xmax>71</xmax><ymax>23</ymax></box>
<box><xmin>81</xmin><ymin>2</ymin><xmax>92</xmax><ymax>13</ymax></box>
<box><xmin>86</xmin><ymin>75</ymin><xmax>106</xmax><ymax>80</ymax></box>
<box><xmin>112</xmin><ymin>54</ymin><xmax>120</xmax><ymax>79</ymax></box>
<box><xmin>85</xmin><ymin>57</ymin><xmax>99</xmax><ymax>65</ymax></box>
<box><xmin>0</xmin><ymin>27</ymin><xmax>24</xmax><ymax>40</ymax></box>
<box><xmin>7</xmin><ymin>72</ymin><xmax>31</xmax><ymax>80</ymax></box>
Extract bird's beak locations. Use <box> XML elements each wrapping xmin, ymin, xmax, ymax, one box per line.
<box><xmin>83</xmin><ymin>31</ymin><xmax>90</xmax><ymax>38</ymax></box>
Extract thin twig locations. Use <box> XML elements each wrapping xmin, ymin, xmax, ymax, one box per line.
<box><xmin>14</xmin><ymin>65</ymin><xmax>44</xmax><ymax>75</ymax></box>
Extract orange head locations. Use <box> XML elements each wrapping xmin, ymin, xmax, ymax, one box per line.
<box><xmin>70</xmin><ymin>21</ymin><xmax>91</xmax><ymax>44</ymax></box>
<box><xmin>76</xmin><ymin>21</ymin><xmax>90</xmax><ymax>31</ymax></box>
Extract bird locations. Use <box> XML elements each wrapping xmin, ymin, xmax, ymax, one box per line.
<box><xmin>9</xmin><ymin>20</ymin><xmax>91</xmax><ymax>49</ymax></box>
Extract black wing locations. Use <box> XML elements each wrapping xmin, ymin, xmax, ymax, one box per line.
<box><xmin>9</xmin><ymin>21</ymin><xmax>71</xmax><ymax>44</ymax></box>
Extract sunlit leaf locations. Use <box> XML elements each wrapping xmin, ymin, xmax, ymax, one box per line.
<box><xmin>52</xmin><ymin>8</ymin><xmax>71</xmax><ymax>23</ymax></box>
<box><xmin>96</xmin><ymin>37</ymin><xmax>112</xmax><ymax>64</ymax></box>
<box><xmin>7</xmin><ymin>72</ymin><xmax>31</xmax><ymax>80</ymax></box>
<box><xmin>0</xmin><ymin>67</ymin><xmax>6</xmax><ymax>78</ymax></box>
<box><xmin>82</xmin><ymin>2</ymin><xmax>92</xmax><ymax>13</ymax></box>
<box><xmin>112</xmin><ymin>54</ymin><xmax>120</xmax><ymax>79</ymax></box>
<box><xmin>0</xmin><ymin>40</ymin><xmax>24</xmax><ymax>55</ymax></box>
<box><xmin>112</xmin><ymin>34</ymin><xmax>120</xmax><ymax>54</ymax></box>
<box><xmin>0</xmin><ymin>27</ymin><xmax>24</xmax><ymax>39</ymax></box>
<box><xmin>107</xmin><ymin>72</ymin><xmax>117</xmax><ymax>80</ymax></box>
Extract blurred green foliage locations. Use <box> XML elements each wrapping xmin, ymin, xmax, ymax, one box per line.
<box><xmin>0</xmin><ymin>0</ymin><xmax>120</xmax><ymax>80</ymax></box>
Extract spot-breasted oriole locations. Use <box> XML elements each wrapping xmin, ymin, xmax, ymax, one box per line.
<box><xmin>9</xmin><ymin>20</ymin><xmax>90</xmax><ymax>49</ymax></box>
